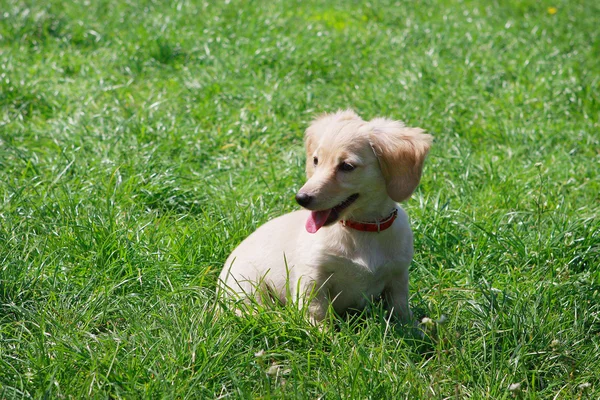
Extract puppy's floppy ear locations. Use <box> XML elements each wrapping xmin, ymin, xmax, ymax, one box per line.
<box><xmin>368</xmin><ymin>118</ymin><xmax>432</xmax><ymax>202</ymax></box>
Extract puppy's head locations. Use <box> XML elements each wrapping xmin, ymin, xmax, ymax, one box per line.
<box><xmin>296</xmin><ymin>110</ymin><xmax>432</xmax><ymax>233</ymax></box>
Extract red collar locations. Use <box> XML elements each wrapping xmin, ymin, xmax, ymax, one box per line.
<box><xmin>340</xmin><ymin>209</ymin><xmax>398</xmax><ymax>233</ymax></box>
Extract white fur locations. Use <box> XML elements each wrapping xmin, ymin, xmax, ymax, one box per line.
<box><xmin>219</xmin><ymin>110</ymin><xmax>432</xmax><ymax>322</ymax></box>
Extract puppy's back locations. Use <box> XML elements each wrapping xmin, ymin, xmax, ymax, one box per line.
<box><xmin>219</xmin><ymin>210</ymin><xmax>313</xmax><ymax>302</ymax></box>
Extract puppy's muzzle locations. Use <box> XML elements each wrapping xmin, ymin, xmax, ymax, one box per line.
<box><xmin>295</xmin><ymin>192</ymin><xmax>313</xmax><ymax>208</ymax></box>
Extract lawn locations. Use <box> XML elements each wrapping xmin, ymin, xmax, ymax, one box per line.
<box><xmin>1</xmin><ymin>0</ymin><xmax>599</xmax><ymax>398</ymax></box>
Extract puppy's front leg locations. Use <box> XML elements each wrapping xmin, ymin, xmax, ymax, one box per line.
<box><xmin>383</xmin><ymin>268</ymin><xmax>412</xmax><ymax>323</ymax></box>
<box><xmin>292</xmin><ymin>276</ymin><xmax>329</xmax><ymax>323</ymax></box>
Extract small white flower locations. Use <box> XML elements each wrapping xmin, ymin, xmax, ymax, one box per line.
<box><xmin>266</xmin><ymin>364</ymin><xmax>280</xmax><ymax>376</ymax></box>
<box><xmin>578</xmin><ymin>382</ymin><xmax>591</xmax><ymax>391</ymax></box>
<box><xmin>508</xmin><ymin>382</ymin><xmax>521</xmax><ymax>392</ymax></box>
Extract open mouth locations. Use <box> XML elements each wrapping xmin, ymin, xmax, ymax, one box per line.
<box><xmin>305</xmin><ymin>193</ymin><xmax>359</xmax><ymax>234</ymax></box>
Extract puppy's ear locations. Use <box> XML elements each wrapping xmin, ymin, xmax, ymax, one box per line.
<box><xmin>368</xmin><ymin>118</ymin><xmax>432</xmax><ymax>202</ymax></box>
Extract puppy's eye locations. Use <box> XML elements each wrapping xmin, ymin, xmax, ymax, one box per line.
<box><xmin>339</xmin><ymin>162</ymin><xmax>355</xmax><ymax>172</ymax></box>
<box><xmin>313</xmin><ymin>157</ymin><xmax>318</xmax><ymax>166</ymax></box>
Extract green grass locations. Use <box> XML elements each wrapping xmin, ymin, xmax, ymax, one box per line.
<box><xmin>1</xmin><ymin>0</ymin><xmax>599</xmax><ymax>397</ymax></box>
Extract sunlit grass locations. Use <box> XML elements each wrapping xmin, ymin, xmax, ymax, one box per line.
<box><xmin>1</xmin><ymin>0</ymin><xmax>599</xmax><ymax>398</ymax></box>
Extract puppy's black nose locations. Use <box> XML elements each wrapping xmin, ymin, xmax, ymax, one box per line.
<box><xmin>295</xmin><ymin>192</ymin><xmax>313</xmax><ymax>207</ymax></box>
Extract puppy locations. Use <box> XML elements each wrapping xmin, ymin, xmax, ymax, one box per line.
<box><xmin>219</xmin><ymin>110</ymin><xmax>432</xmax><ymax>322</ymax></box>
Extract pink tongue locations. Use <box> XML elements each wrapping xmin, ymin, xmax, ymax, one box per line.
<box><xmin>305</xmin><ymin>209</ymin><xmax>332</xmax><ymax>234</ymax></box>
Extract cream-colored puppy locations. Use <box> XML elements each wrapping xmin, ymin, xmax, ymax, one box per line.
<box><xmin>219</xmin><ymin>110</ymin><xmax>432</xmax><ymax>322</ymax></box>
